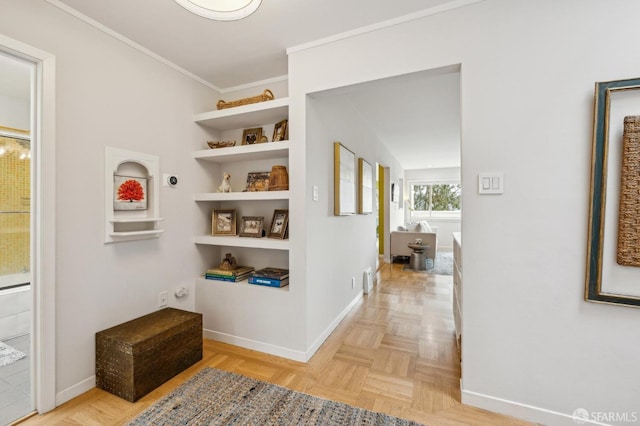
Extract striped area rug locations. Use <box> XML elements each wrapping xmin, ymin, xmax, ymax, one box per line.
<box><xmin>128</xmin><ymin>367</ymin><xmax>423</xmax><ymax>425</ymax></box>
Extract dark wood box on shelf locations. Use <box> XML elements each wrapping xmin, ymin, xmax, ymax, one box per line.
<box><xmin>95</xmin><ymin>307</ymin><xmax>202</xmax><ymax>402</ymax></box>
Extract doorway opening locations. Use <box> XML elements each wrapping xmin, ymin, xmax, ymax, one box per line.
<box><xmin>0</xmin><ymin>50</ymin><xmax>35</xmax><ymax>425</ymax></box>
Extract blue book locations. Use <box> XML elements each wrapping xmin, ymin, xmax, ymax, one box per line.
<box><xmin>248</xmin><ymin>276</ymin><xmax>289</xmax><ymax>287</ymax></box>
<box><xmin>205</xmin><ymin>275</ymin><xmax>236</xmax><ymax>282</ymax></box>
<box><xmin>205</xmin><ymin>274</ymin><xmax>250</xmax><ymax>282</ymax></box>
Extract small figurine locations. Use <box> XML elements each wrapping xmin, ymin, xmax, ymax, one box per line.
<box><xmin>217</xmin><ymin>172</ymin><xmax>232</xmax><ymax>193</ymax></box>
<box><xmin>413</xmin><ymin>238</ymin><xmax>423</xmax><ymax>245</ymax></box>
<box><xmin>220</xmin><ymin>253</ymin><xmax>237</xmax><ymax>270</ymax></box>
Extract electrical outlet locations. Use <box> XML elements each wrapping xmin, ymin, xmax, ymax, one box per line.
<box><xmin>158</xmin><ymin>291</ymin><xmax>168</xmax><ymax>308</ymax></box>
<box><xmin>351</xmin><ymin>277</ymin><xmax>355</xmax><ymax>289</ymax></box>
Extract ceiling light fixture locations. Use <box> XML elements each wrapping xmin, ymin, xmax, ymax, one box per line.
<box><xmin>173</xmin><ymin>0</ymin><xmax>262</xmax><ymax>21</ymax></box>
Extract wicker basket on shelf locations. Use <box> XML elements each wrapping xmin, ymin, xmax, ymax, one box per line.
<box><xmin>216</xmin><ymin>89</ymin><xmax>275</xmax><ymax>110</ymax></box>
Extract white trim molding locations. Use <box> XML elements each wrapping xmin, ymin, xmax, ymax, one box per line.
<box><xmin>203</xmin><ymin>329</ymin><xmax>307</xmax><ymax>362</ymax></box>
<box><xmin>287</xmin><ymin>0</ymin><xmax>486</xmax><ymax>55</ymax></box>
<box><xmin>0</xmin><ymin>33</ymin><xmax>57</xmax><ymax>414</ymax></box>
<box><xmin>462</xmin><ymin>389</ymin><xmax>615</xmax><ymax>426</ymax></box>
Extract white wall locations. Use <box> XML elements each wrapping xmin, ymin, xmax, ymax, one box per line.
<box><xmin>303</xmin><ymin>91</ymin><xmax>377</xmax><ymax>346</ymax></box>
<box><xmin>0</xmin><ymin>0</ymin><xmax>217</xmax><ymax>404</ymax></box>
<box><xmin>289</xmin><ymin>1</ymin><xmax>640</xmax><ymax>424</ymax></box>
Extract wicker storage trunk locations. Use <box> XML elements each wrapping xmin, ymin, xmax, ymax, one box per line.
<box><xmin>96</xmin><ymin>308</ymin><xmax>202</xmax><ymax>402</ymax></box>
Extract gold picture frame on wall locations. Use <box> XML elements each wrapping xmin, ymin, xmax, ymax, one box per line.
<box><xmin>334</xmin><ymin>142</ymin><xmax>356</xmax><ymax>216</ymax></box>
<box><xmin>358</xmin><ymin>158</ymin><xmax>373</xmax><ymax>214</ymax></box>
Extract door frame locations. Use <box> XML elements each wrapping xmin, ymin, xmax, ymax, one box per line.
<box><xmin>0</xmin><ymin>33</ymin><xmax>57</xmax><ymax>413</ymax></box>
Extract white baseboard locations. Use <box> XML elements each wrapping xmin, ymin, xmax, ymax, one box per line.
<box><xmin>462</xmin><ymin>389</ymin><xmax>613</xmax><ymax>426</ymax></box>
<box><xmin>56</xmin><ymin>375</ymin><xmax>95</xmax><ymax>406</ymax></box>
<box><xmin>305</xmin><ymin>291</ymin><xmax>363</xmax><ymax>360</ymax></box>
<box><xmin>203</xmin><ymin>329</ymin><xmax>308</xmax><ymax>362</ymax></box>
<box><xmin>205</xmin><ymin>291</ymin><xmax>364</xmax><ymax>363</ymax></box>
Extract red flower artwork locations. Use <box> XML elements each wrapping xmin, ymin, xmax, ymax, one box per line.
<box><xmin>117</xmin><ymin>179</ymin><xmax>145</xmax><ymax>201</ymax></box>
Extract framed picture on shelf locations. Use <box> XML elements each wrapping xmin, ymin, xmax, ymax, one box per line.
<box><xmin>358</xmin><ymin>158</ymin><xmax>373</xmax><ymax>214</ymax></box>
<box><xmin>273</xmin><ymin>119</ymin><xmax>288</xmax><ymax>141</ymax></box>
<box><xmin>212</xmin><ymin>209</ymin><xmax>236</xmax><ymax>235</ymax></box>
<box><xmin>334</xmin><ymin>141</ymin><xmax>356</xmax><ymax>216</ymax></box>
<box><xmin>114</xmin><ymin>175</ymin><xmax>147</xmax><ymax>211</ymax></box>
<box><xmin>268</xmin><ymin>209</ymin><xmax>289</xmax><ymax>239</ymax></box>
<box><xmin>239</xmin><ymin>216</ymin><xmax>264</xmax><ymax>237</ymax></box>
<box><xmin>242</xmin><ymin>127</ymin><xmax>263</xmax><ymax>145</ymax></box>
<box><xmin>246</xmin><ymin>171</ymin><xmax>271</xmax><ymax>191</ymax></box>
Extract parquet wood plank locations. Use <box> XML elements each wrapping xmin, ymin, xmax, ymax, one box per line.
<box><xmin>16</xmin><ymin>262</ymin><xmax>534</xmax><ymax>426</ymax></box>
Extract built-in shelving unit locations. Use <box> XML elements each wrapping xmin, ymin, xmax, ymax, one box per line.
<box><xmin>192</xmin><ymin>97</ymin><xmax>290</xmax><ymax>291</ymax></box>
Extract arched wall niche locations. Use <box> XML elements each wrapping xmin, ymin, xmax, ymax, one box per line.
<box><xmin>105</xmin><ymin>146</ymin><xmax>163</xmax><ymax>243</ymax></box>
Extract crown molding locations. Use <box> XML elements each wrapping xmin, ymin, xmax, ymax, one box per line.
<box><xmin>220</xmin><ymin>74</ymin><xmax>288</xmax><ymax>94</ymax></box>
<box><xmin>45</xmin><ymin>0</ymin><xmax>221</xmax><ymax>92</ymax></box>
<box><xmin>287</xmin><ymin>0</ymin><xmax>485</xmax><ymax>55</ymax></box>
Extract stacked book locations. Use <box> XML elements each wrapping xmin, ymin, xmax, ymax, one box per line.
<box><xmin>205</xmin><ymin>266</ymin><xmax>254</xmax><ymax>282</ymax></box>
<box><xmin>248</xmin><ymin>267</ymin><xmax>290</xmax><ymax>288</ymax></box>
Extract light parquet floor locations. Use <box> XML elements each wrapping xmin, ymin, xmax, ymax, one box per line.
<box><xmin>17</xmin><ymin>263</ymin><xmax>534</xmax><ymax>426</ymax></box>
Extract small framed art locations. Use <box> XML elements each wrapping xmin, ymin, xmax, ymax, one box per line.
<box><xmin>242</xmin><ymin>127</ymin><xmax>263</xmax><ymax>145</ymax></box>
<box><xmin>239</xmin><ymin>216</ymin><xmax>264</xmax><ymax>237</ymax></box>
<box><xmin>334</xmin><ymin>141</ymin><xmax>356</xmax><ymax>216</ymax></box>
<box><xmin>246</xmin><ymin>171</ymin><xmax>271</xmax><ymax>191</ymax></box>
<box><xmin>212</xmin><ymin>209</ymin><xmax>236</xmax><ymax>235</ymax></box>
<box><xmin>358</xmin><ymin>158</ymin><xmax>373</xmax><ymax>214</ymax></box>
<box><xmin>268</xmin><ymin>209</ymin><xmax>289</xmax><ymax>239</ymax></box>
<box><xmin>273</xmin><ymin>119</ymin><xmax>288</xmax><ymax>141</ymax></box>
<box><xmin>114</xmin><ymin>175</ymin><xmax>147</xmax><ymax>211</ymax></box>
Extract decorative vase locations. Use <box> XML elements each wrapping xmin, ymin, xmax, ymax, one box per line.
<box><xmin>269</xmin><ymin>166</ymin><xmax>289</xmax><ymax>191</ymax></box>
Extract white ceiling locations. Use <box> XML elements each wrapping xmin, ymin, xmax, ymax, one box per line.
<box><xmin>0</xmin><ymin>0</ymin><xmax>463</xmax><ymax>170</ymax></box>
<box><xmin>51</xmin><ymin>0</ymin><xmax>463</xmax><ymax>90</ymax></box>
<box><xmin>315</xmin><ymin>68</ymin><xmax>461</xmax><ymax>170</ymax></box>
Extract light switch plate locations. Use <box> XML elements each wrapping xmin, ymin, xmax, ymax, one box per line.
<box><xmin>478</xmin><ymin>172</ymin><xmax>504</xmax><ymax>194</ymax></box>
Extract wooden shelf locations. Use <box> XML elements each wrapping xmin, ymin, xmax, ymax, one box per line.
<box><xmin>195</xmin><ymin>235</ymin><xmax>289</xmax><ymax>250</ymax></box>
<box><xmin>194</xmin><ymin>191</ymin><xmax>289</xmax><ymax>202</ymax></box>
<box><xmin>193</xmin><ymin>141</ymin><xmax>289</xmax><ymax>163</ymax></box>
<box><xmin>194</xmin><ymin>98</ymin><xmax>289</xmax><ymax>131</ymax></box>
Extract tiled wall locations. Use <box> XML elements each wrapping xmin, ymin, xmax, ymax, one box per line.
<box><xmin>0</xmin><ymin>133</ymin><xmax>30</xmax><ymax>276</ymax></box>
<box><xmin>0</xmin><ymin>129</ymin><xmax>31</xmax><ymax>341</ymax></box>
<box><xmin>0</xmin><ymin>285</ymin><xmax>30</xmax><ymax>341</ymax></box>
